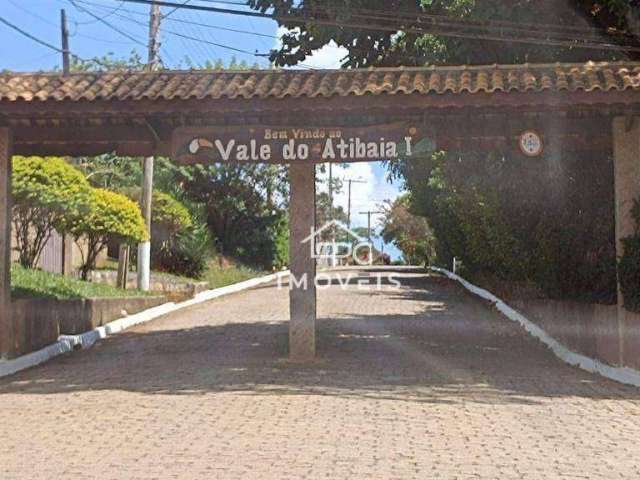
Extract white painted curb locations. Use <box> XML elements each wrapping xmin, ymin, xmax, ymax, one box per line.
<box><xmin>0</xmin><ymin>270</ymin><xmax>290</xmax><ymax>378</ymax></box>
<box><xmin>430</xmin><ymin>266</ymin><xmax>640</xmax><ymax>388</ymax></box>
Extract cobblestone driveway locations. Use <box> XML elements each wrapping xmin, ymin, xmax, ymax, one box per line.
<box><xmin>1</xmin><ymin>268</ymin><xmax>639</xmax><ymax>479</ymax></box>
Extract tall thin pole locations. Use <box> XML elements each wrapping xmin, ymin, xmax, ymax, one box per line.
<box><xmin>328</xmin><ymin>163</ymin><xmax>337</xmax><ymax>266</ymax></box>
<box><xmin>60</xmin><ymin>9</ymin><xmax>70</xmax><ymax>74</ymax></box>
<box><xmin>345</xmin><ymin>178</ymin><xmax>366</xmax><ymax>230</ymax></box>
<box><xmin>347</xmin><ymin>180</ymin><xmax>351</xmax><ymax>229</ymax></box>
<box><xmin>146</xmin><ymin>1</ymin><xmax>162</xmax><ymax>71</ymax></box>
<box><xmin>359</xmin><ymin>210</ymin><xmax>384</xmax><ymax>264</ymax></box>
<box><xmin>328</xmin><ymin>163</ymin><xmax>333</xmax><ymax>225</ymax></box>
<box><xmin>137</xmin><ymin>1</ymin><xmax>161</xmax><ymax>291</ymax></box>
<box><xmin>60</xmin><ymin>9</ymin><xmax>75</xmax><ymax>277</ymax></box>
<box><xmin>359</xmin><ymin>210</ymin><xmax>385</xmax><ymax>243</ymax></box>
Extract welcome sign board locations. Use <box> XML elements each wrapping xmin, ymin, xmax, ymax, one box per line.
<box><xmin>172</xmin><ymin>124</ymin><xmax>422</xmax><ymax>164</ymax></box>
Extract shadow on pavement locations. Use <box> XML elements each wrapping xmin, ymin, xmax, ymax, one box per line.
<box><xmin>1</xmin><ymin>272</ymin><xmax>639</xmax><ymax>404</ymax></box>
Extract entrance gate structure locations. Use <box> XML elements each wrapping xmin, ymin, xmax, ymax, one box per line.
<box><xmin>0</xmin><ymin>62</ymin><xmax>639</xmax><ymax>364</ymax></box>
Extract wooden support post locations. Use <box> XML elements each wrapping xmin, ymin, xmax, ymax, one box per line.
<box><xmin>612</xmin><ymin>116</ymin><xmax>640</xmax><ymax>367</ymax></box>
<box><xmin>117</xmin><ymin>244</ymin><xmax>130</xmax><ymax>290</ymax></box>
<box><xmin>0</xmin><ymin>128</ymin><xmax>15</xmax><ymax>359</ymax></box>
<box><xmin>61</xmin><ymin>234</ymin><xmax>74</xmax><ymax>277</ymax></box>
<box><xmin>289</xmin><ymin>163</ymin><xmax>316</xmax><ymax>361</ymax></box>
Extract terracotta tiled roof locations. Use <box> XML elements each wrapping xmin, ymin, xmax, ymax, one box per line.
<box><xmin>0</xmin><ymin>62</ymin><xmax>639</xmax><ymax>103</ymax></box>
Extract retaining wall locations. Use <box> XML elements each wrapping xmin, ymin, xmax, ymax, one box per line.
<box><xmin>11</xmin><ymin>296</ymin><xmax>166</xmax><ymax>354</ymax></box>
<box><xmin>511</xmin><ymin>299</ymin><xmax>622</xmax><ymax>367</ymax></box>
<box><xmin>90</xmin><ymin>270</ymin><xmax>208</xmax><ymax>300</ymax></box>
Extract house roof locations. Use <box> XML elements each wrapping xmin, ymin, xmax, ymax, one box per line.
<box><xmin>1</xmin><ymin>61</ymin><xmax>639</xmax><ymax>103</ymax></box>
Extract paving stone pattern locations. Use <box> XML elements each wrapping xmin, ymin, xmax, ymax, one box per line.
<box><xmin>1</xmin><ymin>268</ymin><xmax>639</xmax><ymax>479</ymax></box>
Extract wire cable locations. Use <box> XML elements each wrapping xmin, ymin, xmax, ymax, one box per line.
<box><xmin>112</xmin><ymin>0</ymin><xmax>640</xmax><ymax>53</ymax></box>
<box><xmin>98</xmin><ymin>4</ymin><xmax>274</xmax><ymax>66</ymax></box>
<box><xmin>68</xmin><ymin>0</ymin><xmax>148</xmax><ymax>47</ymax></box>
<box><xmin>0</xmin><ymin>14</ymin><xmax>114</xmax><ymax>69</ymax></box>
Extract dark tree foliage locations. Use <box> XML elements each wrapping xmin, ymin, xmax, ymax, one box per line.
<box><xmin>248</xmin><ymin>0</ymin><xmax>631</xmax><ymax>302</ymax></box>
<box><xmin>249</xmin><ymin>0</ymin><xmax>639</xmax><ymax>67</ymax></box>
<box><xmin>390</xmin><ymin>148</ymin><xmax>617</xmax><ymax>303</ymax></box>
<box><xmin>170</xmin><ymin>163</ymin><xmax>290</xmax><ymax>270</ymax></box>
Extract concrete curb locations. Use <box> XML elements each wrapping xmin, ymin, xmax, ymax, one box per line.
<box><xmin>0</xmin><ymin>270</ymin><xmax>289</xmax><ymax>378</ymax></box>
<box><xmin>430</xmin><ymin>266</ymin><xmax>640</xmax><ymax>388</ymax></box>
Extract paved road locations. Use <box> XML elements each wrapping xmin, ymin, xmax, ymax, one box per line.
<box><xmin>1</xmin><ymin>268</ymin><xmax>639</xmax><ymax>479</ymax></box>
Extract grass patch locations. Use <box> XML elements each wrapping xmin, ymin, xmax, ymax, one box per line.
<box><xmin>11</xmin><ymin>264</ymin><xmax>151</xmax><ymax>300</ymax></box>
<box><xmin>202</xmin><ymin>260</ymin><xmax>264</xmax><ymax>289</ymax></box>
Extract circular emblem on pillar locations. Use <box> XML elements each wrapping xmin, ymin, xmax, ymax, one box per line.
<box><xmin>518</xmin><ymin>130</ymin><xmax>543</xmax><ymax>157</ymax></box>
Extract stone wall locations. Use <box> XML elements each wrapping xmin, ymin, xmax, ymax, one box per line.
<box><xmin>11</xmin><ymin>295</ymin><xmax>166</xmax><ymax>354</ymax></box>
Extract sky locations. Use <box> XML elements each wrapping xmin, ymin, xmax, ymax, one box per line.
<box><xmin>0</xmin><ymin>0</ymin><xmax>404</xmax><ymax>259</ymax></box>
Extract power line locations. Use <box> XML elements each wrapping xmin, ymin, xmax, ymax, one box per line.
<box><xmin>0</xmin><ymin>15</ymin><xmax>70</xmax><ymax>56</ymax></box>
<box><xmin>111</xmin><ymin>0</ymin><xmax>640</xmax><ymax>53</ymax></box>
<box><xmin>183</xmin><ymin>9</ymin><xmax>221</xmax><ymax>61</ymax></box>
<box><xmin>110</xmin><ymin>4</ymin><xmax>266</xmax><ymax>60</ymax></box>
<box><xmin>70</xmin><ymin>0</ymin><xmax>341</xmax><ymax>65</ymax></box>
<box><xmin>166</xmin><ymin>26</ymin><xmax>264</xmax><ymax>57</ymax></box>
<box><xmin>75</xmin><ymin>0</ymin><xmax>276</xmax><ymax>39</ymax></box>
<box><xmin>73</xmin><ymin>0</ymin><xmax>126</xmax><ymax>25</ymax></box>
<box><xmin>339</xmin><ymin>5</ymin><xmax>637</xmax><ymax>39</ymax></box>
<box><xmin>162</xmin><ymin>0</ymin><xmax>190</xmax><ymax>19</ymax></box>
<box><xmin>69</xmin><ymin>0</ymin><xmax>148</xmax><ymax>47</ymax></box>
<box><xmin>74</xmin><ymin>0</ymin><xmax>272</xmax><ymax>64</ymax></box>
<box><xmin>7</xmin><ymin>0</ymin><xmax>137</xmax><ymax>45</ymax></box>
<box><xmin>0</xmin><ymin>14</ymin><xmax>112</xmax><ymax>69</ymax></box>
<box><xmin>198</xmin><ymin>0</ymin><xmax>635</xmax><ymax>40</ymax></box>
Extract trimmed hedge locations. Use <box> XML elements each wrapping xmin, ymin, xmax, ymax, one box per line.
<box><xmin>71</xmin><ymin>188</ymin><xmax>148</xmax><ymax>279</ymax></box>
<box><xmin>12</xmin><ymin>156</ymin><xmax>92</xmax><ymax>268</ymax></box>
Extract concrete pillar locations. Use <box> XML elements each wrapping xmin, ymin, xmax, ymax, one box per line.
<box><xmin>612</xmin><ymin>116</ymin><xmax>640</xmax><ymax>366</ymax></box>
<box><xmin>0</xmin><ymin>127</ymin><xmax>15</xmax><ymax>359</ymax></box>
<box><xmin>288</xmin><ymin>163</ymin><xmax>316</xmax><ymax>361</ymax></box>
<box><xmin>137</xmin><ymin>155</ymin><xmax>154</xmax><ymax>291</ymax></box>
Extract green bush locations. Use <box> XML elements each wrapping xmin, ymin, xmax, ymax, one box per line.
<box><xmin>12</xmin><ymin>156</ymin><xmax>91</xmax><ymax>268</ymax></box>
<box><xmin>152</xmin><ymin>222</ymin><xmax>212</xmax><ymax>278</ymax></box>
<box><xmin>395</xmin><ymin>148</ymin><xmax>617</xmax><ymax>303</ymax></box>
<box><xmin>71</xmin><ymin>188</ymin><xmax>148</xmax><ymax>279</ymax></box>
<box><xmin>152</xmin><ymin>191</ymin><xmax>193</xmax><ymax>236</ymax></box>
<box><xmin>273</xmin><ymin>216</ymin><xmax>289</xmax><ymax>270</ymax></box>
<box><xmin>121</xmin><ymin>188</ymin><xmax>192</xmax><ymax>239</ymax></box>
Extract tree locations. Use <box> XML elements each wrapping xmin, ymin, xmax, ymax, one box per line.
<box><xmin>249</xmin><ymin>0</ymin><xmax>639</xmax><ymax>67</ymax></box>
<box><xmin>12</xmin><ymin>156</ymin><xmax>92</xmax><ymax>269</ymax></box>
<box><xmin>173</xmin><ymin>163</ymin><xmax>290</xmax><ymax>270</ymax></box>
<box><xmin>73</xmin><ymin>152</ymin><xmax>143</xmax><ymax>190</ymax></box>
<box><xmin>255</xmin><ymin>0</ymin><xmax>624</xmax><ymax>301</ymax></box>
<box><xmin>380</xmin><ymin>194</ymin><xmax>435</xmax><ymax>265</ymax></box>
<box><xmin>120</xmin><ymin>188</ymin><xmax>192</xmax><ymax>244</ymax></box>
<box><xmin>72</xmin><ymin>56</ymin><xmax>292</xmax><ymax>272</ymax></box>
<box><xmin>70</xmin><ymin>189</ymin><xmax>148</xmax><ymax>280</ymax></box>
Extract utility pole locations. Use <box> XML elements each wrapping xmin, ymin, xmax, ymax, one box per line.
<box><xmin>345</xmin><ymin>178</ymin><xmax>366</xmax><ymax>230</ymax></box>
<box><xmin>328</xmin><ymin>163</ymin><xmax>335</xmax><ymax>266</ymax></box>
<box><xmin>60</xmin><ymin>9</ymin><xmax>75</xmax><ymax>277</ymax></box>
<box><xmin>146</xmin><ymin>1</ymin><xmax>162</xmax><ymax>71</ymax></box>
<box><xmin>137</xmin><ymin>1</ymin><xmax>161</xmax><ymax>291</ymax></box>
<box><xmin>328</xmin><ymin>163</ymin><xmax>333</xmax><ymax>224</ymax></box>
<box><xmin>60</xmin><ymin>9</ymin><xmax>70</xmax><ymax>74</ymax></box>
<box><xmin>359</xmin><ymin>210</ymin><xmax>385</xmax><ymax>243</ymax></box>
<box><xmin>359</xmin><ymin>210</ymin><xmax>384</xmax><ymax>265</ymax></box>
